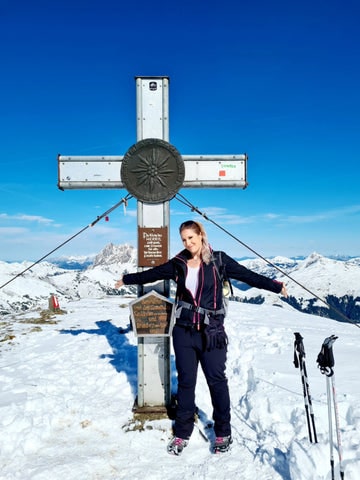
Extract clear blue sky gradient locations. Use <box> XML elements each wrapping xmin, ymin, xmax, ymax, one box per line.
<box><xmin>1</xmin><ymin>0</ymin><xmax>359</xmax><ymax>261</ymax></box>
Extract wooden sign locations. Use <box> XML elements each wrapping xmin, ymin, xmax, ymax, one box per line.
<box><xmin>129</xmin><ymin>291</ymin><xmax>174</xmax><ymax>337</ymax></box>
<box><xmin>138</xmin><ymin>227</ymin><xmax>168</xmax><ymax>266</ymax></box>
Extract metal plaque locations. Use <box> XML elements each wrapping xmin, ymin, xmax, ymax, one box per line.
<box><xmin>121</xmin><ymin>138</ymin><xmax>185</xmax><ymax>203</ymax></box>
<box><xmin>138</xmin><ymin>227</ymin><xmax>168</xmax><ymax>266</ymax></box>
<box><xmin>129</xmin><ymin>291</ymin><xmax>175</xmax><ymax>337</ymax></box>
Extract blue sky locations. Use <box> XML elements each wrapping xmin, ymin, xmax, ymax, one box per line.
<box><xmin>1</xmin><ymin>0</ymin><xmax>359</xmax><ymax>261</ymax></box>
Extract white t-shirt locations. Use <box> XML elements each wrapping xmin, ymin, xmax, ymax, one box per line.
<box><xmin>186</xmin><ymin>266</ymin><xmax>199</xmax><ymax>297</ymax></box>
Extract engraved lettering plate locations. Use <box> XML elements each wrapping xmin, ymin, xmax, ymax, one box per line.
<box><xmin>129</xmin><ymin>291</ymin><xmax>175</xmax><ymax>337</ymax></box>
<box><xmin>138</xmin><ymin>226</ymin><xmax>168</xmax><ymax>266</ymax></box>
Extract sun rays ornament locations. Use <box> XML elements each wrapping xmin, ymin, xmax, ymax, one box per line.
<box><xmin>121</xmin><ymin>138</ymin><xmax>185</xmax><ymax>204</ymax></box>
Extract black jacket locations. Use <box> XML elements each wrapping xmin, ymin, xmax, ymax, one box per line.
<box><xmin>123</xmin><ymin>250</ymin><xmax>283</xmax><ymax>315</ymax></box>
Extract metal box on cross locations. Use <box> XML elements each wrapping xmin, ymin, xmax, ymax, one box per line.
<box><xmin>129</xmin><ymin>290</ymin><xmax>175</xmax><ymax>337</ymax></box>
<box><xmin>128</xmin><ymin>291</ymin><xmax>175</xmax><ymax>407</ymax></box>
<box><xmin>57</xmin><ymin>76</ymin><xmax>248</xmax><ymax>412</ymax></box>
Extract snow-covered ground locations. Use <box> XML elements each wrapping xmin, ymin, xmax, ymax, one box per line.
<box><xmin>0</xmin><ymin>296</ymin><xmax>359</xmax><ymax>479</ymax></box>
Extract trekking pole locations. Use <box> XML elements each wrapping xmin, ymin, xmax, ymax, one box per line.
<box><xmin>317</xmin><ymin>335</ymin><xmax>345</xmax><ymax>480</ymax></box>
<box><xmin>331</xmin><ymin>371</ymin><xmax>344</xmax><ymax>480</ymax></box>
<box><xmin>326</xmin><ymin>373</ymin><xmax>335</xmax><ymax>480</ymax></box>
<box><xmin>293</xmin><ymin>332</ymin><xmax>318</xmax><ymax>443</ymax></box>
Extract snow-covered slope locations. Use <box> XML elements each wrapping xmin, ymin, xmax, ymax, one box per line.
<box><xmin>0</xmin><ymin>297</ymin><xmax>359</xmax><ymax>479</ymax></box>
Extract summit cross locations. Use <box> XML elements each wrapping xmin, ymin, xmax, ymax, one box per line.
<box><xmin>58</xmin><ymin>76</ymin><xmax>247</xmax><ymax>412</ymax></box>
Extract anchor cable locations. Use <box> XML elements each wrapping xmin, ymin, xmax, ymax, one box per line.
<box><xmin>175</xmin><ymin>192</ymin><xmax>359</xmax><ymax>329</ymax></box>
<box><xmin>0</xmin><ymin>194</ymin><xmax>133</xmax><ymax>291</ymax></box>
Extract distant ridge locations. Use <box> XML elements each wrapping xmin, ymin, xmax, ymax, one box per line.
<box><xmin>1</xmin><ymin>244</ymin><xmax>359</xmax><ymax>323</ymax></box>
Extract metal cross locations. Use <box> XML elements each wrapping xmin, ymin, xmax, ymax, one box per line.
<box><xmin>58</xmin><ymin>76</ymin><xmax>247</xmax><ymax>413</ymax></box>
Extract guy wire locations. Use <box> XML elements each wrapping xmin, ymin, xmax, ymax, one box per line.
<box><xmin>0</xmin><ymin>194</ymin><xmax>133</xmax><ymax>291</ymax></box>
<box><xmin>175</xmin><ymin>192</ymin><xmax>359</xmax><ymax>329</ymax></box>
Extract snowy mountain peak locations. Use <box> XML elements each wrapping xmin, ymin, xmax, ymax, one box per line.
<box><xmin>91</xmin><ymin>243</ymin><xmax>137</xmax><ymax>268</ymax></box>
<box><xmin>302</xmin><ymin>251</ymin><xmax>327</xmax><ymax>268</ymax></box>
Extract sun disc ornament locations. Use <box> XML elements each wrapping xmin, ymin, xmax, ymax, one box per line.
<box><xmin>121</xmin><ymin>138</ymin><xmax>185</xmax><ymax>203</ymax></box>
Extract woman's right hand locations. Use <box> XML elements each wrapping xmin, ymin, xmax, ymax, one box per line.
<box><xmin>115</xmin><ymin>278</ymin><xmax>124</xmax><ymax>289</ymax></box>
<box><xmin>281</xmin><ymin>284</ymin><xmax>288</xmax><ymax>298</ymax></box>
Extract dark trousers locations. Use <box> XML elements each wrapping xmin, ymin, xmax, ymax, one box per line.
<box><xmin>172</xmin><ymin>325</ymin><xmax>231</xmax><ymax>439</ymax></box>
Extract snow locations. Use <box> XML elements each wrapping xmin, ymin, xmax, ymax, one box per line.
<box><xmin>0</xmin><ymin>296</ymin><xmax>359</xmax><ymax>479</ymax></box>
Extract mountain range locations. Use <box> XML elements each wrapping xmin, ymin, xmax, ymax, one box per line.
<box><xmin>0</xmin><ymin>243</ymin><xmax>359</xmax><ymax>324</ymax></box>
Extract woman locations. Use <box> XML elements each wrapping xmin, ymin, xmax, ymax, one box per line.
<box><xmin>115</xmin><ymin>220</ymin><xmax>287</xmax><ymax>455</ymax></box>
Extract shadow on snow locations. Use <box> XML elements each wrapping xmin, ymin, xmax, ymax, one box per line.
<box><xmin>61</xmin><ymin>320</ymin><xmax>138</xmax><ymax>396</ymax></box>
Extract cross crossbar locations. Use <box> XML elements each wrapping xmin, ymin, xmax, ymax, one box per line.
<box><xmin>57</xmin><ymin>154</ymin><xmax>247</xmax><ymax>190</ymax></box>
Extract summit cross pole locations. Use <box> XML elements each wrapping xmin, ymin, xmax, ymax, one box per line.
<box><xmin>58</xmin><ymin>76</ymin><xmax>248</xmax><ymax>413</ymax></box>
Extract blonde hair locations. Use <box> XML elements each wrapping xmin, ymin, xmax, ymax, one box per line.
<box><xmin>179</xmin><ymin>220</ymin><xmax>212</xmax><ymax>264</ymax></box>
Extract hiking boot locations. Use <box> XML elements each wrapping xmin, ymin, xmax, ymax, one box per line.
<box><xmin>213</xmin><ymin>435</ymin><xmax>233</xmax><ymax>453</ymax></box>
<box><xmin>167</xmin><ymin>436</ymin><xmax>189</xmax><ymax>456</ymax></box>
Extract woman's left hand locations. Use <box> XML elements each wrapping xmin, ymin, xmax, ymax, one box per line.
<box><xmin>115</xmin><ymin>278</ymin><xmax>124</xmax><ymax>289</ymax></box>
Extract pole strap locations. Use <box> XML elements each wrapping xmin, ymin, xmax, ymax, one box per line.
<box><xmin>317</xmin><ymin>335</ymin><xmax>338</xmax><ymax>377</ymax></box>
